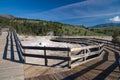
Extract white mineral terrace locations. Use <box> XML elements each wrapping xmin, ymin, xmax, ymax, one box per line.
<box><xmin>20</xmin><ymin>36</ymin><xmax>82</xmax><ymax>48</ymax></box>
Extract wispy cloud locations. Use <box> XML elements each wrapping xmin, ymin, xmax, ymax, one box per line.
<box><xmin>27</xmin><ymin>0</ymin><xmax>120</xmax><ymax>20</ymax></box>
<box><xmin>109</xmin><ymin>16</ymin><xmax>120</xmax><ymax>22</ymax></box>
<box><xmin>22</xmin><ymin>0</ymin><xmax>120</xmax><ymax>26</ymax></box>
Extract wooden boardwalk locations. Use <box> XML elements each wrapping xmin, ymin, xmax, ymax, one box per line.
<box><xmin>26</xmin><ymin>47</ymin><xmax>120</xmax><ymax>80</ymax></box>
<box><xmin>0</xmin><ymin>31</ymin><xmax>120</xmax><ymax>80</ymax></box>
<box><xmin>0</xmin><ymin>32</ymin><xmax>24</xmax><ymax>80</ymax></box>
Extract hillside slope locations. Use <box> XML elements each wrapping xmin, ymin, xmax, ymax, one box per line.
<box><xmin>0</xmin><ymin>15</ymin><xmax>104</xmax><ymax>36</ymax></box>
<box><xmin>91</xmin><ymin>23</ymin><xmax>120</xmax><ymax>28</ymax></box>
<box><xmin>90</xmin><ymin>27</ymin><xmax>120</xmax><ymax>36</ymax></box>
<box><xmin>0</xmin><ymin>14</ymin><xmax>15</xmax><ymax>19</ymax></box>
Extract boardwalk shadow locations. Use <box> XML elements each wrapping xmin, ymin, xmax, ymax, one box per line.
<box><xmin>92</xmin><ymin>47</ymin><xmax>120</xmax><ymax>80</ymax></box>
<box><xmin>3</xmin><ymin>32</ymin><xmax>24</xmax><ymax>63</ymax></box>
<box><xmin>3</xmin><ymin>32</ymin><xmax>9</xmax><ymax>59</ymax></box>
<box><xmin>51</xmin><ymin>60</ymin><xmax>67</xmax><ymax>67</ymax></box>
<box><xmin>10</xmin><ymin>32</ymin><xmax>15</xmax><ymax>61</ymax></box>
<box><xmin>62</xmin><ymin>49</ymin><xmax>108</xmax><ymax>80</ymax></box>
<box><xmin>13</xmin><ymin>32</ymin><xmax>24</xmax><ymax>63</ymax></box>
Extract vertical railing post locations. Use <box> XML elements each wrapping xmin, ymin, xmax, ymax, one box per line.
<box><xmin>23</xmin><ymin>49</ymin><xmax>26</xmax><ymax>63</ymax></box>
<box><xmin>83</xmin><ymin>49</ymin><xmax>87</xmax><ymax>61</ymax></box>
<box><xmin>114</xmin><ymin>43</ymin><xmax>116</xmax><ymax>49</ymax></box>
<box><xmin>98</xmin><ymin>45</ymin><xmax>101</xmax><ymax>54</ymax></box>
<box><xmin>44</xmin><ymin>46</ymin><xmax>48</xmax><ymax>66</ymax></box>
<box><xmin>106</xmin><ymin>41</ymin><xmax>108</xmax><ymax>46</ymax></box>
<box><xmin>68</xmin><ymin>51</ymin><xmax>71</xmax><ymax>68</ymax></box>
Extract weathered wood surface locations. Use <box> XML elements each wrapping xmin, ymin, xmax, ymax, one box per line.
<box><xmin>24</xmin><ymin>37</ymin><xmax>120</xmax><ymax>80</ymax></box>
<box><xmin>0</xmin><ymin>32</ymin><xmax>71</xmax><ymax>80</ymax></box>
<box><xmin>1</xmin><ymin>31</ymin><xmax>120</xmax><ymax>80</ymax></box>
<box><xmin>71</xmin><ymin>44</ymin><xmax>104</xmax><ymax>52</ymax></box>
<box><xmin>13</xmin><ymin>31</ymin><xmax>105</xmax><ymax>69</ymax></box>
<box><xmin>14</xmin><ymin>33</ymin><xmax>119</xmax><ymax>80</ymax></box>
<box><xmin>26</xmin><ymin>47</ymin><xmax>120</xmax><ymax>80</ymax></box>
<box><xmin>0</xmin><ymin>32</ymin><xmax>24</xmax><ymax>80</ymax></box>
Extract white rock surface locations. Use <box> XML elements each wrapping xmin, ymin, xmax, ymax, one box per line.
<box><xmin>20</xmin><ymin>36</ymin><xmax>81</xmax><ymax>48</ymax></box>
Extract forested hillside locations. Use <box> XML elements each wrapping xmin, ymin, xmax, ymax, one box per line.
<box><xmin>0</xmin><ymin>16</ymin><xmax>103</xmax><ymax>36</ymax></box>
<box><xmin>89</xmin><ymin>27</ymin><xmax>120</xmax><ymax>36</ymax></box>
<box><xmin>1</xmin><ymin>14</ymin><xmax>120</xmax><ymax>36</ymax></box>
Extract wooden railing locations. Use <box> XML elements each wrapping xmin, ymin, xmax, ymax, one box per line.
<box><xmin>88</xmin><ymin>38</ymin><xmax>120</xmax><ymax>51</ymax></box>
<box><xmin>52</xmin><ymin>37</ymin><xmax>120</xmax><ymax>48</ymax></box>
<box><xmin>70</xmin><ymin>44</ymin><xmax>104</xmax><ymax>67</ymax></box>
<box><xmin>13</xmin><ymin>31</ymin><xmax>72</xmax><ymax>68</ymax></box>
<box><xmin>12</xmin><ymin>31</ymin><xmax>105</xmax><ymax>68</ymax></box>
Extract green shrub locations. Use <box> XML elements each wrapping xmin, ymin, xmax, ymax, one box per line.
<box><xmin>112</xmin><ymin>29</ymin><xmax>120</xmax><ymax>43</ymax></box>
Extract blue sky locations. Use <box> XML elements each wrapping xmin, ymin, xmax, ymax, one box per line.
<box><xmin>0</xmin><ymin>0</ymin><xmax>120</xmax><ymax>27</ymax></box>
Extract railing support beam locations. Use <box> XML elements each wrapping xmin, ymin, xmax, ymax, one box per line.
<box><xmin>68</xmin><ymin>51</ymin><xmax>71</xmax><ymax>68</ymax></box>
<box><xmin>23</xmin><ymin>49</ymin><xmax>26</xmax><ymax>63</ymax></box>
<box><xmin>44</xmin><ymin>46</ymin><xmax>48</xmax><ymax>66</ymax></box>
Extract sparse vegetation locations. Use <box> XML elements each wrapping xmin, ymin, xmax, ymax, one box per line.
<box><xmin>89</xmin><ymin>27</ymin><xmax>120</xmax><ymax>36</ymax></box>
<box><xmin>112</xmin><ymin>29</ymin><xmax>120</xmax><ymax>43</ymax></box>
<box><xmin>0</xmin><ymin>17</ymin><xmax>103</xmax><ymax>36</ymax></box>
<box><xmin>1</xmin><ymin>15</ymin><xmax>120</xmax><ymax>37</ymax></box>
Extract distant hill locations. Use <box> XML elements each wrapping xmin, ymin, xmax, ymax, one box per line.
<box><xmin>0</xmin><ymin>15</ymin><xmax>104</xmax><ymax>36</ymax></box>
<box><xmin>91</xmin><ymin>23</ymin><xmax>120</xmax><ymax>28</ymax></box>
<box><xmin>89</xmin><ymin>23</ymin><xmax>120</xmax><ymax>36</ymax></box>
<box><xmin>0</xmin><ymin>14</ymin><xmax>15</xmax><ymax>19</ymax></box>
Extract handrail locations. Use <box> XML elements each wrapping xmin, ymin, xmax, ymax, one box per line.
<box><xmin>12</xmin><ymin>30</ymin><xmax>106</xmax><ymax>68</ymax></box>
<box><xmin>13</xmin><ymin>31</ymin><xmax>70</xmax><ymax>51</ymax></box>
<box><xmin>71</xmin><ymin>44</ymin><xmax>104</xmax><ymax>52</ymax></box>
<box><xmin>22</xmin><ymin>46</ymin><xmax>70</xmax><ymax>51</ymax></box>
<box><xmin>12</xmin><ymin>30</ymin><xmax>72</xmax><ymax>68</ymax></box>
<box><xmin>52</xmin><ymin>37</ymin><xmax>120</xmax><ymax>48</ymax></box>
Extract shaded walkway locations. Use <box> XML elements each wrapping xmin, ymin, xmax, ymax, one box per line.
<box><xmin>0</xmin><ymin>32</ymin><xmax>24</xmax><ymax>80</ymax></box>
<box><xmin>3</xmin><ymin>32</ymin><xmax>24</xmax><ymax>63</ymax></box>
<box><xmin>1</xmin><ymin>31</ymin><xmax>120</xmax><ymax>80</ymax></box>
<box><xmin>26</xmin><ymin>47</ymin><xmax>120</xmax><ymax>80</ymax></box>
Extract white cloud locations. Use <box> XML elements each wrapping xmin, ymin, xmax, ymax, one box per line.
<box><xmin>109</xmin><ymin>16</ymin><xmax>120</xmax><ymax>22</ymax></box>
<box><xmin>23</xmin><ymin>0</ymin><xmax>120</xmax><ymax>21</ymax></box>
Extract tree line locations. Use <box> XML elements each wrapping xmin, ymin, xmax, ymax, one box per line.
<box><xmin>1</xmin><ymin>17</ymin><xmax>120</xmax><ymax>43</ymax></box>
<box><xmin>0</xmin><ymin>17</ymin><xmax>101</xmax><ymax>36</ymax></box>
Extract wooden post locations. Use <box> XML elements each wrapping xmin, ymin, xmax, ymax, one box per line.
<box><xmin>114</xmin><ymin>43</ymin><xmax>116</xmax><ymax>49</ymax></box>
<box><xmin>68</xmin><ymin>51</ymin><xmax>71</xmax><ymax>68</ymax></box>
<box><xmin>98</xmin><ymin>45</ymin><xmax>101</xmax><ymax>55</ymax></box>
<box><xmin>83</xmin><ymin>49</ymin><xmax>87</xmax><ymax>61</ymax></box>
<box><xmin>23</xmin><ymin>49</ymin><xmax>26</xmax><ymax>63</ymax></box>
<box><xmin>44</xmin><ymin>46</ymin><xmax>48</xmax><ymax>66</ymax></box>
<box><xmin>106</xmin><ymin>41</ymin><xmax>108</xmax><ymax>46</ymax></box>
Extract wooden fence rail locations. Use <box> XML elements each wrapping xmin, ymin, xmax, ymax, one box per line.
<box><xmin>52</xmin><ymin>37</ymin><xmax>120</xmax><ymax>48</ymax></box>
<box><xmin>12</xmin><ymin>30</ymin><xmax>115</xmax><ymax>68</ymax></box>
<box><xmin>13</xmin><ymin>31</ymin><xmax>72</xmax><ymax>68</ymax></box>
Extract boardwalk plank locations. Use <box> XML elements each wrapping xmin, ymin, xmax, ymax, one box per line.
<box><xmin>0</xmin><ymin>32</ymin><xmax>24</xmax><ymax>80</ymax></box>
<box><xmin>3</xmin><ymin>32</ymin><xmax>119</xmax><ymax>80</ymax></box>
